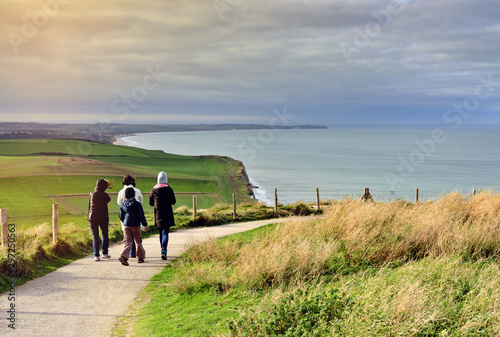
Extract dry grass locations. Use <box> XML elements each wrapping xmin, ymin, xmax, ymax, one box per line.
<box><xmin>173</xmin><ymin>191</ymin><xmax>500</xmax><ymax>294</ymax></box>
<box><xmin>0</xmin><ymin>222</ymin><xmax>122</xmax><ymax>291</ymax></box>
<box><xmin>334</xmin><ymin>257</ymin><xmax>500</xmax><ymax>335</ymax></box>
<box><xmin>225</xmin><ymin>191</ymin><xmax>500</xmax><ymax>335</ymax></box>
<box><xmin>326</xmin><ymin>191</ymin><xmax>500</xmax><ymax>264</ymax></box>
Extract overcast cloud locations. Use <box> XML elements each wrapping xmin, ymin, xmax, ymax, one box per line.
<box><xmin>1</xmin><ymin>0</ymin><xmax>500</xmax><ymax>125</ymax></box>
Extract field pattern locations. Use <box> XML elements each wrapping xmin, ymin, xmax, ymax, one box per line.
<box><xmin>0</xmin><ymin>139</ymin><xmax>252</xmax><ymax>229</ymax></box>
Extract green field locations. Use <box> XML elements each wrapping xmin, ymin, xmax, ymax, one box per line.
<box><xmin>0</xmin><ymin>139</ymin><xmax>252</xmax><ymax>229</ymax></box>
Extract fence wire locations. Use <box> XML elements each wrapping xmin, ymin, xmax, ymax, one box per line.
<box><xmin>273</xmin><ymin>188</ymin><xmax>482</xmax><ymax>206</ymax></box>
<box><xmin>3</xmin><ymin>210</ymin><xmax>54</xmax><ymax>226</ymax></box>
<box><xmin>1</xmin><ymin>188</ymin><xmax>491</xmax><ymax>229</ymax></box>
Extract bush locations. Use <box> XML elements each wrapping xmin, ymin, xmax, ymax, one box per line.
<box><xmin>211</xmin><ymin>203</ymin><xmax>231</xmax><ymax>212</ymax></box>
<box><xmin>282</xmin><ymin>201</ymin><xmax>322</xmax><ymax>216</ymax></box>
<box><xmin>174</xmin><ymin>205</ymin><xmax>190</xmax><ymax>215</ymax></box>
<box><xmin>289</xmin><ymin>202</ymin><xmax>313</xmax><ymax>215</ymax></box>
<box><xmin>191</xmin><ymin>213</ymin><xmax>212</xmax><ymax>227</ymax></box>
<box><xmin>109</xmin><ymin>227</ymin><xmax>124</xmax><ymax>242</ymax></box>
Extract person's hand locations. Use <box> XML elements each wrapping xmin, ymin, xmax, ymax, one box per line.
<box><xmin>144</xmin><ymin>226</ymin><xmax>149</xmax><ymax>232</ymax></box>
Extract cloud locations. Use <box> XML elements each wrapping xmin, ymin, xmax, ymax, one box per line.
<box><xmin>1</xmin><ymin>0</ymin><xmax>499</xmax><ymax>125</ymax></box>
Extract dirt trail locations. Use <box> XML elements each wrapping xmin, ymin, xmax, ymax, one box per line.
<box><xmin>0</xmin><ymin>218</ymin><xmax>306</xmax><ymax>337</ymax></box>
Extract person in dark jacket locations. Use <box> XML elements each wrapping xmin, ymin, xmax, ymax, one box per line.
<box><xmin>149</xmin><ymin>171</ymin><xmax>176</xmax><ymax>260</ymax></box>
<box><xmin>119</xmin><ymin>187</ymin><xmax>148</xmax><ymax>265</ymax></box>
<box><xmin>117</xmin><ymin>174</ymin><xmax>144</xmax><ymax>259</ymax></box>
<box><xmin>88</xmin><ymin>179</ymin><xmax>111</xmax><ymax>261</ymax></box>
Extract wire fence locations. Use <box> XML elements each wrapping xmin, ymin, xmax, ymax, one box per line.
<box><xmin>1</xmin><ymin>186</ymin><xmax>490</xmax><ymax>248</ymax></box>
<box><xmin>1</xmin><ymin>187</ymin><xmax>484</xmax><ymax>225</ymax></box>
<box><xmin>273</xmin><ymin>187</ymin><xmax>484</xmax><ymax>206</ymax></box>
<box><xmin>3</xmin><ymin>210</ymin><xmax>55</xmax><ymax>227</ymax></box>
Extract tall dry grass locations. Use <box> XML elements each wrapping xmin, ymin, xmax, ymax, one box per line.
<box><xmin>0</xmin><ymin>222</ymin><xmax>123</xmax><ymax>291</ymax></box>
<box><xmin>327</xmin><ymin>191</ymin><xmax>500</xmax><ymax>264</ymax></box>
<box><xmin>232</xmin><ymin>257</ymin><xmax>500</xmax><ymax>336</ymax></box>
<box><xmin>172</xmin><ymin>191</ymin><xmax>500</xmax><ymax>293</ymax></box>
<box><xmin>333</xmin><ymin>256</ymin><xmax>500</xmax><ymax>335</ymax></box>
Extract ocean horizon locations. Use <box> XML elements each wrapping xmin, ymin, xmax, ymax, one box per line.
<box><xmin>118</xmin><ymin>125</ymin><xmax>500</xmax><ymax>205</ymax></box>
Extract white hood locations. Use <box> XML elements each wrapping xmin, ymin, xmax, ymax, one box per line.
<box><xmin>157</xmin><ymin>171</ymin><xmax>168</xmax><ymax>184</ymax></box>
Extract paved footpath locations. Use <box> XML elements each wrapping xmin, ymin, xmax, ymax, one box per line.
<box><xmin>0</xmin><ymin>218</ymin><xmax>301</xmax><ymax>337</ymax></box>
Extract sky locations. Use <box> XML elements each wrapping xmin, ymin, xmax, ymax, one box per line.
<box><xmin>1</xmin><ymin>0</ymin><xmax>500</xmax><ymax>126</ymax></box>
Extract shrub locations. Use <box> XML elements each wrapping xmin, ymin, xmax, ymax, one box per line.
<box><xmin>109</xmin><ymin>227</ymin><xmax>124</xmax><ymax>242</ymax></box>
<box><xmin>289</xmin><ymin>201</ymin><xmax>313</xmax><ymax>215</ymax></box>
<box><xmin>211</xmin><ymin>203</ymin><xmax>231</xmax><ymax>212</ymax></box>
<box><xmin>191</xmin><ymin>212</ymin><xmax>212</xmax><ymax>227</ymax></box>
<box><xmin>52</xmin><ymin>239</ymin><xmax>74</xmax><ymax>256</ymax></box>
<box><xmin>174</xmin><ymin>205</ymin><xmax>190</xmax><ymax>215</ymax></box>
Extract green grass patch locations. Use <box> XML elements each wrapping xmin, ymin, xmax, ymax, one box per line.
<box><xmin>0</xmin><ymin>139</ymin><xmax>150</xmax><ymax>157</ymax></box>
<box><xmin>125</xmin><ymin>269</ymin><xmax>260</xmax><ymax>337</ymax></box>
<box><xmin>0</xmin><ymin>139</ymin><xmax>228</xmax><ymax>181</ymax></box>
<box><xmin>0</xmin><ymin>156</ymin><xmax>58</xmax><ymax>177</ymax></box>
<box><xmin>0</xmin><ymin>139</ymin><xmax>252</xmax><ymax>229</ymax></box>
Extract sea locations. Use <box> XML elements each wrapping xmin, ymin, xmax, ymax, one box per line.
<box><xmin>118</xmin><ymin>125</ymin><xmax>500</xmax><ymax>205</ymax></box>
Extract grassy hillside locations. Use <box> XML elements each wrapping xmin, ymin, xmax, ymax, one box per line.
<box><xmin>0</xmin><ymin>138</ymin><xmax>258</xmax><ymax>291</ymax></box>
<box><xmin>117</xmin><ymin>191</ymin><xmax>500</xmax><ymax>336</ymax></box>
<box><xmin>0</xmin><ymin>139</ymin><xmax>253</xmax><ymax>229</ymax></box>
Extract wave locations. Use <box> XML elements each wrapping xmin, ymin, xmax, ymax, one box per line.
<box><xmin>250</xmin><ymin>177</ymin><xmax>272</xmax><ymax>206</ymax></box>
<box><xmin>117</xmin><ymin>137</ymin><xmax>138</xmax><ymax>147</ymax></box>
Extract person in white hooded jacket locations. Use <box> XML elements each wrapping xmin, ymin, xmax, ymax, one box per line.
<box><xmin>149</xmin><ymin>171</ymin><xmax>176</xmax><ymax>260</ymax></box>
<box><xmin>117</xmin><ymin>175</ymin><xmax>144</xmax><ymax>258</ymax></box>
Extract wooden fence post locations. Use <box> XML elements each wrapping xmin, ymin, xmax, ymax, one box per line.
<box><xmin>274</xmin><ymin>188</ymin><xmax>278</xmax><ymax>214</ymax></box>
<box><xmin>316</xmin><ymin>188</ymin><xmax>320</xmax><ymax>211</ymax></box>
<box><xmin>233</xmin><ymin>193</ymin><xmax>237</xmax><ymax>220</ymax></box>
<box><xmin>472</xmin><ymin>189</ymin><xmax>476</xmax><ymax>195</ymax></box>
<box><xmin>415</xmin><ymin>188</ymin><xmax>419</xmax><ymax>204</ymax></box>
<box><xmin>193</xmin><ymin>195</ymin><xmax>197</xmax><ymax>219</ymax></box>
<box><xmin>361</xmin><ymin>188</ymin><xmax>373</xmax><ymax>202</ymax></box>
<box><xmin>1</xmin><ymin>209</ymin><xmax>7</xmax><ymax>248</ymax></box>
<box><xmin>52</xmin><ymin>204</ymin><xmax>58</xmax><ymax>245</ymax></box>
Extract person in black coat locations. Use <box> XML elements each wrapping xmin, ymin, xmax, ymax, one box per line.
<box><xmin>149</xmin><ymin>171</ymin><xmax>176</xmax><ymax>260</ymax></box>
<box><xmin>88</xmin><ymin>179</ymin><xmax>111</xmax><ymax>261</ymax></box>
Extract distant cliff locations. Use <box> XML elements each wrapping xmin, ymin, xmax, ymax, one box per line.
<box><xmin>0</xmin><ymin>122</ymin><xmax>328</xmax><ymax>144</ymax></box>
<box><xmin>237</xmin><ymin>161</ymin><xmax>256</xmax><ymax>198</ymax></box>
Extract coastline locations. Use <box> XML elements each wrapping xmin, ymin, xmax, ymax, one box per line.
<box><xmin>112</xmin><ymin>133</ymin><xmax>137</xmax><ymax>146</ymax></box>
<box><xmin>112</xmin><ymin>137</ymin><xmax>126</xmax><ymax>146</ymax></box>
<box><xmin>114</xmin><ymin>135</ymin><xmax>263</xmax><ymax>203</ymax></box>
